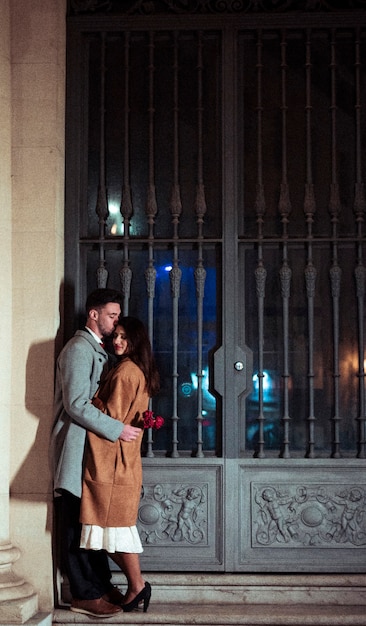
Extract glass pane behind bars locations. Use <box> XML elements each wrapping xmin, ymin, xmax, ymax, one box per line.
<box><xmin>239</xmin><ymin>29</ymin><xmax>361</xmax><ymax>237</ymax></box>
<box><xmin>244</xmin><ymin>244</ymin><xmax>360</xmax><ymax>455</ymax></box>
<box><xmin>85</xmin><ymin>30</ymin><xmax>222</xmax><ymax>455</ymax></box>
<box><xmin>87</xmin><ymin>245</ymin><xmax>219</xmax><ymax>453</ymax></box>
<box><xmin>239</xmin><ymin>28</ymin><xmax>366</xmax><ymax>457</ymax></box>
<box><xmin>86</xmin><ymin>31</ymin><xmax>222</xmax><ymax>239</ymax></box>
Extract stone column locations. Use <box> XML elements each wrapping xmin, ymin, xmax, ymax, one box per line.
<box><xmin>0</xmin><ymin>0</ymin><xmax>65</xmax><ymax>621</ymax></box>
<box><xmin>0</xmin><ymin>0</ymin><xmax>39</xmax><ymax>622</ymax></box>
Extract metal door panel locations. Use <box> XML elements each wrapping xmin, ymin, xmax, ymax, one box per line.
<box><xmin>139</xmin><ymin>460</ymin><xmax>224</xmax><ymax>570</ymax></box>
<box><xmin>237</xmin><ymin>461</ymin><xmax>366</xmax><ymax>572</ymax></box>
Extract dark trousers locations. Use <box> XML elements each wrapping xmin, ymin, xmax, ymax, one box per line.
<box><xmin>56</xmin><ymin>491</ymin><xmax>112</xmax><ymax>601</ymax></box>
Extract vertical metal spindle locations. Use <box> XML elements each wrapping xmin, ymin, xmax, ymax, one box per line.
<box><xmin>96</xmin><ymin>32</ymin><xmax>108</xmax><ymax>288</ymax></box>
<box><xmin>304</xmin><ymin>29</ymin><xmax>318</xmax><ymax>460</ymax></box>
<box><xmin>329</xmin><ymin>260</ymin><xmax>342</xmax><ymax>458</ymax></box>
<box><xmin>328</xmin><ymin>29</ymin><xmax>342</xmax><ymax>459</ymax></box>
<box><xmin>355</xmin><ymin>262</ymin><xmax>366</xmax><ymax>459</ymax></box>
<box><xmin>353</xmin><ymin>28</ymin><xmax>366</xmax><ymax>459</ymax></box>
<box><xmin>254</xmin><ymin>29</ymin><xmax>267</xmax><ymax>459</ymax></box>
<box><xmin>119</xmin><ymin>31</ymin><xmax>133</xmax><ymax>314</ymax></box>
<box><xmin>278</xmin><ymin>30</ymin><xmax>292</xmax><ymax>459</ymax></box>
<box><xmin>254</xmin><ymin>262</ymin><xmax>266</xmax><ymax>459</ymax></box>
<box><xmin>145</xmin><ymin>31</ymin><xmax>158</xmax><ymax>458</ymax></box>
<box><xmin>169</xmin><ymin>31</ymin><xmax>182</xmax><ymax>458</ymax></box>
<box><xmin>194</xmin><ymin>31</ymin><xmax>207</xmax><ymax>458</ymax></box>
<box><xmin>279</xmin><ymin>255</ymin><xmax>291</xmax><ymax>459</ymax></box>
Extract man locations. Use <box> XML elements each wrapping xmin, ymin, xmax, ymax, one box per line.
<box><xmin>50</xmin><ymin>288</ymin><xmax>141</xmax><ymax>618</ymax></box>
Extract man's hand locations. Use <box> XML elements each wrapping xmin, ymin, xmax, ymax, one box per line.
<box><xmin>119</xmin><ymin>424</ymin><xmax>142</xmax><ymax>441</ymax></box>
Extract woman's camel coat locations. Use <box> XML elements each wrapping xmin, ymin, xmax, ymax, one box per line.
<box><xmin>80</xmin><ymin>358</ymin><xmax>149</xmax><ymax>527</ymax></box>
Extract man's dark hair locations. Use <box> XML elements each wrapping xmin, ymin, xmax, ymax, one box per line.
<box><xmin>85</xmin><ymin>288</ymin><xmax>122</xmax><ymax>314</ymax></box>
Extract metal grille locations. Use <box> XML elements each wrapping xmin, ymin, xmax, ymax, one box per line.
<box><xmin>78</xmin><ymin>29</ymin><xmax>222</xmax><ymax>456</ymax></box>
<box><xmin>66</xmin><ymin>18</ymin><xmax>365</xmax><ymax>461</ymax></box>
<box><xmin>239</xmin><ymin>27</ymin><xmax>366</xmax><ymax>459</ymax></box>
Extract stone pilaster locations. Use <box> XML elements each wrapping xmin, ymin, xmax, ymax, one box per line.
<box><xmin>0</xmin><ymin>0</ymin><xmax>40</xmax><ymax>622</ymax></box>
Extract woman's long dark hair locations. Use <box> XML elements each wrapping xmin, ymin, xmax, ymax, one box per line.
<box><xmin>118</xmin><ymin>316</ymin><xmax>160</xmax><ymax>396</ymax></box>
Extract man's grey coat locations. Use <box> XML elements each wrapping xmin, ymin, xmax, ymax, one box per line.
<box><xmin>50</xmin><ymin>330</ymin><xmax>123</xmax><ymax>498</ymax></box>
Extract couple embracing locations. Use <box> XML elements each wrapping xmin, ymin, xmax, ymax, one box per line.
<box><xmin>50</xmin><ymin>289</ymin><xmax>160</xmax><ymax>618</ymax></box>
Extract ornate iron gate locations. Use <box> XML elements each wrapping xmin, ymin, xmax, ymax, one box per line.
<box><xmin>65</xmin><ymin>0</ymin><xmax>366</xmax><ymax>572</ymax></box>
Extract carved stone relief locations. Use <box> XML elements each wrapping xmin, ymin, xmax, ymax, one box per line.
<box><xmin>252</xmin><ymin>483</ymin><xmax>366</xmax><ymax>547</ymax></box>
<box><xmin>138</xmin><ymin>483</ymin><xmax>208</xmax><ymax>545</ymax></box>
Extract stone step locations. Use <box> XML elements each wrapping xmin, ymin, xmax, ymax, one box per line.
<box><xmin>52</xmin><ymin>603</ymin><xmax>366</xmax><ymax>626</ymax></box>
<box><xmin>59</xmin><ymin>574</ymin><xmax>366</xmax><ymax>607</ymax></box>
<box><xmin>54</xmin><ymin>574</ymin><xmax>366</xmax><ymax>626</ymax></box>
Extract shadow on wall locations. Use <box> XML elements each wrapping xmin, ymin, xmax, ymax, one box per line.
<box><xmin>10</xmin><ymin>284</ymin><xmax>65</xmax><ymax>535</ymax></box>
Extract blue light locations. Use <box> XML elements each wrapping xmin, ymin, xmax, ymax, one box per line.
<box><xmin>164</xmin><ymin>265</ymin><xmax>173</xmax><ymax>272</ymax></box>
<box><xmin>252</xmin><ymin>371</ymin><xmax>272</xmax><ymax>393</ymax></box>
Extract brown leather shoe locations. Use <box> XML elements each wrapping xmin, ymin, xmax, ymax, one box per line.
<box><xmin>71</xmin><ymin>597</ymin><xmax>122</xmax><ymax>617</ymax></box>
<box><xmin>103</xmin><ymin>586</ymin><xmax>125</xmax><ymax>605</ymax></box>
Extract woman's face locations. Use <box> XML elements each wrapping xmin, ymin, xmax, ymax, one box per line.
<box><xmin>112</xmin><ymin>325</ymin><xmax>128</xmax><ymax>356</ymax></box>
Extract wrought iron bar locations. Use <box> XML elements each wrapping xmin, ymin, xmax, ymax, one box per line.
<box><xmin>145</xmin><ymin>31</ymin><xmax>158</xmax><ymax>458</ymax></box>
<box><xmin>254</xmin><ymin>262</ymin><xmax>266</xmax><ymax>459</ymax></box>
<box><xmin>96</xmin><ymin>32</ymin><xmax>108</xmax><ymax>288</ymax></box>
<box><xmin>328</xmin><ymin>29</ymin><xmax>342</xmax><ymax>459</ymax></box>
<box><xmin>81</xmin><ymin>235</ymin><xmax>361</xmax><ymax>245</ymax></box>
<box><xmin>194</xmin><ymin>30</ymin><xmax>207</xmax><ymax>458</ymax></box>
<box><xmin>119</xmin><ymin>31</ymin><xmax>133</xmax><ymax>314</ymax></box>
<box><xmin>278</xmin><ymin>29</ymin><xmax>292</xmax><ymax>459</ymax></box>
<box><xmin>254</xmin><ymin>29</ymin><xmax>267</xmax><ymax>459</ymax></box>
<box><xmin>279</xmin><ymin>256</ymin><xmax>291</xmax><ymax>459</ymax></box>
<box><xmin>304</xmin><ymin>29</ymin><xmax>317</xmax><ymax>460</ymax></box>
<box><xmin>169</xmin><ymin>31</ymin><xmax>182</xmax><ymax>458</ymax></box>
<box><xmin>354</xmin><ymin>28</ymin><xmax>366</xmax><ymax>459</ymax></box>
<box><xmin>355</xmin><ymin>262</ymin><xmax>366</xmax><ymax>458</ymax></box>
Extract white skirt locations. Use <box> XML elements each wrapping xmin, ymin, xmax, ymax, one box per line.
<box><xmin>80</xmin><ymin>524</ymin><xmax>143</xmax><ymax>554</ymax></box>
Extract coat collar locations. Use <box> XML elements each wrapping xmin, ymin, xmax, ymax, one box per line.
<box><xmin>75</xmin><ymin>329</ymin><xmax>106</xmax><ymax>353</ymax></box>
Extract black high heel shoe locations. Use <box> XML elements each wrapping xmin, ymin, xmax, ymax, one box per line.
<box><xmin>122</xmin><ymin>582</ymin><xmax>151</xmax><ymax>613</ymax></box>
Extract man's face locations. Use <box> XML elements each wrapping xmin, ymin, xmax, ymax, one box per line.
<box><xmin>93</xmin><ymin>303</ymin><xmax>121</xmax><ymax>337</ymax></box>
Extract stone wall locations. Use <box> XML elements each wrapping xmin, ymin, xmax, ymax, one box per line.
<box><xmin>0</xmin><ymin>0</ymin><xmax>66</xmax><ymax>615</ymax></box>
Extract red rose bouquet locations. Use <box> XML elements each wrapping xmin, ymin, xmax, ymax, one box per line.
<box><xmin>143</xmin><ymin>410</ymin><xmax>164</xmax><ymax>430</ymax></box>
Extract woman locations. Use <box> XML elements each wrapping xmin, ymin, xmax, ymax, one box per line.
<box><xmin>79</xmin><ymin>316</ymin><xmax>160</xmax><ymax>612</ymax></box>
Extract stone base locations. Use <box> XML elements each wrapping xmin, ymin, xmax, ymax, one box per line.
<box><xmin>0</xmin><ymin>594</ymin><xmax>39</xmax><ymax>625</ymax></box>
<box><xmin>23</xmin><ymin>613</ymin><xmax>52</xmax><ymax>626</ymax></box>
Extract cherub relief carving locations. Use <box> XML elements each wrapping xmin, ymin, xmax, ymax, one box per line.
<box><xmin>253</xmin><ymin>483</ymin><xmax>366</xmax><ymax>547</ymax></box>
<box><xmin>138</xmin><ymin>483</ymin><xmax>207</xmax><ymax>545</ymax></box>
<box><xmin>255</xmin><ymin>487</ymin><xmax>295</xmax><ymax>544</ymax></box>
